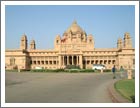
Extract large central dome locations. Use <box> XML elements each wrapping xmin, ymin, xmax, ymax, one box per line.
<box><xmin>65</xmin><ymin>21</ymin><xmax>85</xmax><ymax>34</ymax></box>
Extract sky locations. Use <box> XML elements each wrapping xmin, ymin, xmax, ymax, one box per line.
<box><xmin>5</xmin><ymin>5</ymin><xmax>135</xmax><ymax>49</ymax></box>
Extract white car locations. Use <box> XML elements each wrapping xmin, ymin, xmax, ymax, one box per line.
<box><xmin>35</xmin><ymin>66</ymin><xmax>43</xmax><ymax>69</ymax></box>
<box><xmin>92</xmin><ymin>64</ymin><xmax>106</xmax><ymax>70</ymax></box>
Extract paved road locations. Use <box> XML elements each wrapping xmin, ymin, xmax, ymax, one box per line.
<box><xmin>5</xmin><ymin>72</ymin><xmax>119</xmax><ymax>103</ymax></box>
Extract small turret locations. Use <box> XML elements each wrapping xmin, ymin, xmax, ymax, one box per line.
<box><xmin>87</xmin><ymin>34</ymin><xmax>94</xmax><ymax>49</ymax></box>
<box><xmin>117</xmin><ymin>38</ymin><xmax>123</xmax><ymax>49</ymax></box>
<box><xmin>124</xmin><ymin>32</ymin><xmax>132</xmax><ymax>48</ymax></box>
<box><xmin>20</xmin><ymin>34</ymin><xmax>28</xmax><ymax>50</ymax></box>
<box><xmin>54</xmin><ymin>35</ymin><xmax>61</xmax><ymax>50</ymax></box>
<box><xmin>30</xmin><ymin>40</ymin><xmax>36</xmax><ymax>50</ymax></box>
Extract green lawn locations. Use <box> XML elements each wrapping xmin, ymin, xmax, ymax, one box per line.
<box><xmin>115</xmin><ymin>79</ymin><xmax>135</xmax><ymax>102</ymax></box>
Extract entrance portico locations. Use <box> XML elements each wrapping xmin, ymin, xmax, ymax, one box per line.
<box><xmin>60</xmin><ymin>55</ymin><xmax>81</xmax><ymax>67</ymax></box>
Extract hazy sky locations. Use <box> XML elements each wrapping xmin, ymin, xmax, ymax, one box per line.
<box><xmin>5</xmin><ymin>5</ymin><xmax>135</xmax><ymax>49</ymax></box>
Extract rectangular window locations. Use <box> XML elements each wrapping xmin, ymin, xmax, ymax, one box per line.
<box><xmin>45</xmin><ymin>61</ymin><xmax>48</xmax><ymax>64</ymax></box>
<box><xmin>38</xmin><ymin>61</ymin><xmax>40</xmax><ymax>64</ymax></box>
<box><xmin>54</xmin><ymin>61</ymin><xmax>56</xmax><ymax>64</ymax></box>
<box><xmin>41</xmin><ymin>61</ymin><xmax>44</xmax><ymax>64</ymax></box>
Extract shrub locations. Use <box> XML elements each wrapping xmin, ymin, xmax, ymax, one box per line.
<box><xmin>31</xmin><ymin>69</ymin><xmax>44</xmax><ymax>72</ymax></box>
<box><xmin>79</xmin><ymin>69</ymin><xmax>95</xmax><ymax>72</ymax></box>
<box><xmin>65</xmin><ymin>65</ymin><xmax>80</xmax><ymax>69</ymax></box>
<box><xmin>103</xmin><ymin>69</ymin><xmax>111</xmax><ymax>72</ymax></box>
<box><xmin>52</xmin><ymin>69</ymin><xmax>65</xmax><ymax>72</ymax></box>
<box><xmin>30</xmin><ymin>69</ymin><xmax>95</xmax><ymax>73</ymax></box>
<box><xmin>6</xmin><ymin>69</ymin><xmax>18</xmax><ymax>72</ymax></box>
<box><xmin>31</xmin><ymin>69</ymin><xmax>65</xmax><ymax>72</ymax></box>
<box><xmin>69</xmin><ymin>69</ymin><xmax>80</xmax><ymax>73</ymax></box>
<box><xmin>6</xmin><ymin>69</ymin><xmax>30</xmax><ymax>72</ymax></box>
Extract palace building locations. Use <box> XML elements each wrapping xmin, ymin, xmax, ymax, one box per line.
<box><xmin>5</xmin><ymin>21</ymin><xmax>135</xmax><ymax>70</ymax></box>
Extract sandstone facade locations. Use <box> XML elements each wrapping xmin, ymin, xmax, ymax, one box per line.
<box><xmin>5</xmin><ymin>21</ymin><xmax>135</xmax><ymax>70</ymax></box>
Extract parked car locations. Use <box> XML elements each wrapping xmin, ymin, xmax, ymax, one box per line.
<box><xmin>35</xmin><ymin>66</ymin><xmax>43</xmax><ymax>70</ymax></box>
<box><xmin>92</xmin><ymin>64</ymin><xmax>106</xmax><ymax>70</ymax></box>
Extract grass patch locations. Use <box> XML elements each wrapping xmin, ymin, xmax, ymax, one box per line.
<box><xmin>115</xmin><ymin>79</ymin><xmax>135</xmax><ymax>102</ymax></box>
<box><xmin>6</xmin><ymin>69</ymin><xmax>18</xmax><ymax>72</ymax></box>
<box><xmin>6</xmin><ymin>69</ymin><xmax>30</xmax><ymax>72</ymax></box>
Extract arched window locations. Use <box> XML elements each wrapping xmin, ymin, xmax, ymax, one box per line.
<box><xmin>56</xmin><ymin>40</ymin><xmax>59</xmax><ymax>43</ymax></box>
<box><xmin>89</xmin><ymin>39</ymin><xmax>92</xmax><ymax>42</ymax></box>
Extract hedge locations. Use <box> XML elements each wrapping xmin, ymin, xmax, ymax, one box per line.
<box><xmin>30</xmin><ymin>69</ymin><xmax>95</xmax><ymax>73</ymax></box>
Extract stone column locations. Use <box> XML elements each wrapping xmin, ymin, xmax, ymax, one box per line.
<box><xmin>64</xmin><ymin>56</ymin><xmax>66</xmax><ymax>66</ymax></box>
<box><xmin>72</xmin><ymin>56</ymin><xmax>73</xmax><ymax>65</ymax></box>
<box><xmin>77</xmin><ymin>56</ymin><xmax>78</xmax><ymax>65</ymax></box>
<box><xmin>51</xmin><ymin>57</ymin><xmax>53</xmax><ymax>65</ymax></box>
<box><xmin>48</xmin><ymin>57</ymin><xmax>50</xmax><ymax>65</ymax></box>
<box><xmin>18</xmin><ymin>65</ymin><xmax>21</xmax><ymax>72</ymax></box>
<box><xmin>62</xmin><ymin>56</ymin><xmax>64</xmax><ymax>67</ymax></box>
<box><xmin>58</xmin><ymin>56</ymin><xmax>61</xmax><ymax>69</ymax></box>
<box><xmin>67</xmin><ymin>56</ymin><xmax>69</xmax><ymax>65</ymax></box>
<box><xmin>90</xmin><ymin>59</ymin><xmax>91</xmax><ymax>65</ymax></box>
<box><xmin>103</xmin><ymin>60</ymin><xmax>105</xmax><ymax>65</ymax></box>
<box><xmin>62</xmin><ymin>56</ymin><xmax>64</xmax><ymax>66</ymax></box>
<box><xmin>44</xmin><ymin>56</ymin><xmax>45</xmax><ymax>65</ymax></box>
<box><xmin>79</xmin><ymin>55</ymin><xmax>83</xmax><ymax>69</ymax></box>
<box><xmin>78</xmin><ymin>56</ymin><xmax>79</xmax><ymax>65</ymax></box>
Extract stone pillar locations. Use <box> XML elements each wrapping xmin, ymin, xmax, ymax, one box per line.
<box><xmin>48</xmin><ymin>57</ymin><xmax>50</xmax><ymax>65</ymax></box>
<box><xmin>18</xmin><ymin>66</ymin><xmax>21</xmax><ymax>72</ymax></box>
<box><xmin>72</xmin><ymin>56</ymin><xmax>73</xmax><ymax>65</ymax></box>
<box><xmin>78</xmin><ymin>56</ymin><xmax>79</xmax><ymax>65</ymax></box>
<box><xmin>64</xmin><ymin>56</ymin><xmax>66</xmax><ymax>66</ymax></box>
<box><xmin>58</xmin><ymin>55</ymin><xmax>61</xmax><ymax>68</ymax></box>
<box><xmin>62</xmin><ymin>56</ymin><xmax>64</xmax><ymax>66</ymax></box>
<box><xmin>52</xmin><ymin>57</ymin><xmax>54</xmax><ymax>65</ymax></box>
<box><xmin>77</xmin><ymin>56</ymin><xmax>78</xmax><ymax>65</ymax></box>
<box><xmin>85</xmin><ymin>60</ymin><xmax>87</xmax><ymax>69</ymax></box>
<box><xmin>61</xmin><ymin>56</ymin><xmax>62</xmax><ymax>66</ymax></box>
<box><xmin>44</xmin><ymin>56</ymin><xmax>45</xmax><ymax>65</ymax></box>
<box><xmin>67</xmin><ymin>56</ymin><xmax>69</xmax><ymax>65</ymax></box>
<box><xmin>79</xmin><ymin>55</ymin><xmax>83</xmax><ymax>69</ymax></box>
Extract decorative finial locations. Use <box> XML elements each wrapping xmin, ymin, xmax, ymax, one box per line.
<box><xmin>73</xmin><ymin>20</ymin><xmax>77</xmax><ymax>24</ymax></box>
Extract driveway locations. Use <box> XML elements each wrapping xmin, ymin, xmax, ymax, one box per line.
<box><xmin>5</xmin><ymin>72</ymin><xmax>119</xmax><ymax>103</ymax></box>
